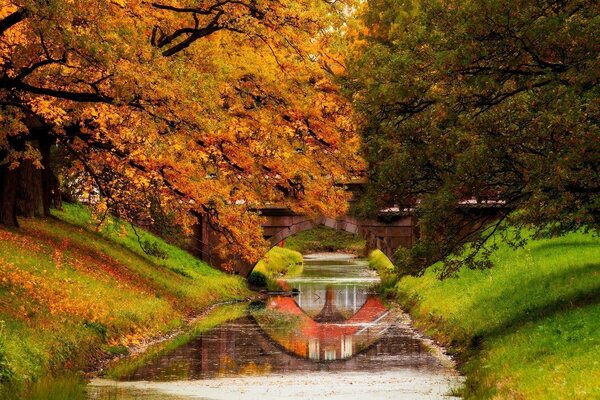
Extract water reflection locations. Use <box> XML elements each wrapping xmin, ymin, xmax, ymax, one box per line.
<box><xmin>291</xmin><ymin>257</ymin><xmax>377</xmax><ymax>319</ymax></box>
<box><xmin>88</xmin><ymin>254</ymin><xmax>460</xmax><ymax>399</ymax></box>
<box><xmin>258</xmin><ymin>293</ymin><xmax>393</xmax><ymax>362</ymax></box>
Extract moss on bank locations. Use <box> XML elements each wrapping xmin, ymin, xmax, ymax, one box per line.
<box><xmin>0</xmin><ymin>203</ymin><xmax>249</xmax><ymax>395</ymax></box>
<box><xmin>249</xmin><ymin>247</ymin><xmax>303</xmax><ymax>291</ymax></box>
<box><xmin>367</xmin><ymin>249</ymin><xmax>397</xmax><ymax>294</ymax></box>
<box><xmin>394</xmin><ymin>231</ymin><xmax>600</xmax><ymax>399</ymax></box>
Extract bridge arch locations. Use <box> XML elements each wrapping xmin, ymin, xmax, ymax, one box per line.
<box><xmin>254</xmin><ymin>211</ymin><xmax>416</xmax><ymax>276</ymax></box>
<box><xmin>243</xmin><ymin>215</ymin><xmax>381</xmax><ymax>276</ymax></box>
<box><xmin>266</xmin><ymin>215</ymin><xmax>369</xmax><ymax>249</ymax></box>
<box><xmin>196</xmin><ymin>207</ymin><xmax>417</xmax><ymax>276</ymax></box>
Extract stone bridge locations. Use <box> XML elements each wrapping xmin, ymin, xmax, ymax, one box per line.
<box><xmin>192</xmin><ymin>181</ymin><xmax>504</xmax><ymax>276</ymax></box>
<box><xmin>193</xmin><ymin>205</ymin><xmax>417</xmax><ymax>277</ymax></box>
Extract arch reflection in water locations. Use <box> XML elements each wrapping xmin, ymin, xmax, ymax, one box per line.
<box><xmin>265</xmin><ymin>253</ymin><xmax>389</xmax><ymax>362</ymax></box>
<box><xmin>114</xmin><ymin>254</ymin><xmax>444</xmax><ymax>383</ymax></box>
<box><xmin>258</xmin><ymin>293</ymin><xmax>392</xmax><ymax>362</ymax></box>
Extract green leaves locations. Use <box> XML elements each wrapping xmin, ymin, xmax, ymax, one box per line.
<box><xmin>347</xmin><ymin>0</ymin><xmax>599</xmax><ymax>277</ymax></box>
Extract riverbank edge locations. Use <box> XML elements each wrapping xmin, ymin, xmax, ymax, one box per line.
<box><xmin>0</xmin><ymin>205</ymin><xmax>253</xmax><ymax>398</ymax></box>
<box><xmin>367</xmin><ymin>248</ymin><xmax>492</xmax><ymax>396</ymax></box>
<box><xmin>97</xmin><ymin>301</ymin><xmax>261</xmax><ymax>381</ymax></box>
<box><xmin>386</xmin><ymin>303</ymin><xmax>462</xmax><ymax>373</ymax></box>
<box><xmin>381</xmin><ymin>232</ymin><xmax>600</xmax><ymax>399</ymax></box>
<box><xmin>91</xmin><ymin>298</ymin><xmax>258</xmax><ymax>378</ymax></box>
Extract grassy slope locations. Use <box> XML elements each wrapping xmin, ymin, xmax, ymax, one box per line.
<box><xmin>0</xmin><ymin>203</ymin><xmax>248</xmax><ymax>391</ymax></box>
<box><xmin>284</xmin><ymin>226</ymin><xmax>366</xmax><ymax>255</ymax></box>
<box><xmin>395</xmin><ymin>232</ymin><xmax>600</xmax><ymax>399</ymax></box>
<box><xmin>251</xmin><ymin>246</ymin><xmax>303</xmax><ymax>290</ymax></box>
<box><xmin>367</xmin><ymin>249</ymin><xmax>398</xmax><ymax>294</ymax></box>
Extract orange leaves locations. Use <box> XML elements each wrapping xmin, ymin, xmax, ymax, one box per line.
<box><xmin>29</xmin><ymin>97</ymin><xmax>69</xmax><ymax>126</ymax></box>
<box><xmin>0</xmin><ymin>261</ymin><xmax>109</xmax><ymax>323</ymax></box>
<box><xmin>1</xmin><ymin>0</ymin><xmax>365</xmax><ymax>266</ymax></box>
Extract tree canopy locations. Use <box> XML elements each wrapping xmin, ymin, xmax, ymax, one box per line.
<box><xmin>347</xmin><ymin>0</ymin><xmax>599</xmax><ymax>276</ymax></box>
<box><xmin>0</xmin><ymin>0</ymin><xmax>362</xmax><ymax>267</ymax></box>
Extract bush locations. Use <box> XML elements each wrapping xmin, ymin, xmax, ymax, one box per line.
<box><xmin>106</xmin><ymin>345</ymin><xmax>129</xmax><ymax>356</ymax></box>
<box><xmin>247</xmin><ymin>271</ymin><xmax>268</xmax><ymax>288</ymax></box>
<box><xmin>141</xmin><ymin>240</ymin><xmax>168</xmax><ymax>260</ymax></box>
<box><xmin>368</xmin><ymin>250</ymin><xmax>398</xmax><ymax>294</ymax></box>
<box><xmin>83</xmin><ymin>321</ymin><xmax>108</xmax><ymax>340</ymax></box>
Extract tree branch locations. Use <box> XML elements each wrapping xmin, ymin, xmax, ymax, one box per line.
<box><xmin>0</xmin><ymin>8</ymin><xmax>27</xmax><ymax>36</ymax></box>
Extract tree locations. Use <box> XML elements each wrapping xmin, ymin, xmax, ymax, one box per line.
<box><xmin>1</xmin><ymin>0</ymin><xmax>362</xmax><ymax>267</ymax></box>
<box><xmin>346</xmin><ymin>0</ymin><xmax>599</xmax><ymax>277</ymax></box>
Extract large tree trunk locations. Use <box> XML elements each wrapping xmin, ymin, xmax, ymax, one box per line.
<box><xmin>0</xmin><ymin>161</ymin><xmax>19</xmax><ymax>227</ymax></box>
<box><xmin>17</xmin><ymin>159</ymin><xmax>44</xmax><ymax>218</ymax></box>
<box><xmin>0</xmin><ymin>128</ymin><xmax>57</xmax><ymax>227</ymax></box>
<box><xmin>51</xmin><ymin>172</ymin><xmax>62</xmax><ymax>210</ymax></box>
<box><xmin>40</xmin><ymin>136</ymin><xmax>53</xmax><ymax>216</ymax></box>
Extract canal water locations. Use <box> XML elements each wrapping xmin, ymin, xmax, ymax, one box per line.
<box><xmin>87</xmin><ymin>254</ymin><xmax>461</xmax><ymax>399</ymax></box>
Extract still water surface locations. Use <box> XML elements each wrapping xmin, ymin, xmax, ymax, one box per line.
<box><xmin>87</xmin><ymin>254</ymin><xmax>460</xmax><ymax>399</ymax></box>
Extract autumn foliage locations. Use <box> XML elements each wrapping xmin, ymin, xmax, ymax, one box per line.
<box><xmin>0</xmin><ymin>0</ymin><xmax>363</xmax><ymax>265</ymax></box>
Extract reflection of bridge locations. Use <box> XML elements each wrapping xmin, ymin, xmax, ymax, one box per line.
<box><xmin>261</xmin><ymin>294</ymin><xmax>392</xmax><ymax>361</ymax></box>
<box><xmin>295</xmin><ymin>284</ymin><xmax>370</xmax><ymax>318</ymax></box>
<box><xmin>119</xmin><ymin>310</ymin><xmax>435</xmax><ymax>382</ymax></box>
<box><xmin>121</xmin><ymin>293</ymin><xmax>401</xmax><ymax>382</ymax></box>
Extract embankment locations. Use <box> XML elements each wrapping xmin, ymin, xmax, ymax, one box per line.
<box><xmin>0</xmin><ymin>204</ymin><xmax>249</xmax><ymax>396</ymax></box>
<box><xmin>393</xmin><ymin>232</ymin><xmax>600</xmax><ymax>399</ymax></box>
<box><xmin>249</xmin><ymin>246</ymin><xmax>303</xmax><ymax>290</ymax></box>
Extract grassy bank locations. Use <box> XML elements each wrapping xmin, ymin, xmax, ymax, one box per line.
<box><xmin>395</xmin><ymin>231</ymin><xmax>600</xmax><ymax>399</ymax></box>
<box><xmin>367</xmin><ymin>250</ymin><xmax>397</xmax><ymax>294</ymax></box>
<box><xmin>284</xmin><ymin>226</ymin><xmax>366</xmax><ymax>255</ymax></box>
<box><xmin>0</xmin><ymin>203</ymin><xmax>249</xmax><ymax>396</ymax></box>
<box><xmin>105</xmin><ymin>303</ymin><xmax>248</xmax><ymax>380</ymax></box>
<box><xmin>249</xmin><ymin>247</ymin><xmax>303</xmax><ymax>290</ymax></box>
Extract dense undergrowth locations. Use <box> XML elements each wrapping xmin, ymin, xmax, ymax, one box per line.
<box><xmin>0</xmin><ymin>203</ymin><xmax>249</xmax><ymax>396</ymax></box>
<box><xmin>284</xmin><ymin>226</ymin><xmax>366</xmax><ymax>255</ymax></box>
<box><xmin>248</xmin><ymin>246</ymin><xmax>303</xmax><ymax>291</ymax></box>
<box><xmin>394</xmin><ymin>231</ymin><xmax>600</xmax><ymax>399</ymax></box>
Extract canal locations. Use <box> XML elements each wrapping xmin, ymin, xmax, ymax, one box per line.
<box><xmin>87</xmin><ymin>253</ymin><xmax>460</xmax><ymax>399</ymax></box>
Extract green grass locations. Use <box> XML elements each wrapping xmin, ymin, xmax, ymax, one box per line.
<box><xmin>0</xmin><ymin>203</ymin><xmax>249</xmax><ymax>394</ymax></box>
<box><xmin>106</xmin><ymin>303</ymin><xmax>247</xmax><ymax>379</ymax></box>
<box><xmin>284</xmin><ymin>226</ymin><xmax>366</xmax><ymax>255</ymax></box>
<box><xmin>394</xmin><ymin>231</ymin><xmax>600</xmax><ymax>399</ymax></box>
<box><xmin>250</xmin><ymin>247</ymin><xmax>303</xmax><ymax>291</ymax></box>
<box><xmin>367</xmin><ymin>249</ymin><xmax>397</xmax><ymax>294</ymax></box>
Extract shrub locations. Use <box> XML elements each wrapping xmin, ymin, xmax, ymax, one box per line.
<box><xmin>247</xmin><ymin>271</ymin><xmax>268</xmax><ymax>288</ymax></box>
<box><xmin>141</xmin><ymin>240</ymin><xmax>168</xmax><ymax>260</ymax></box>
<box><xmin>106</xmin><ymin>345</ymin><xmax>129</xmax><ymax>356</ymax></box>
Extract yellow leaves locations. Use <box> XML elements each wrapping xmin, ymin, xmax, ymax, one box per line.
<box><xmin>0</xmin><ymin>0</ymin><xmax>365</xmax><ymax>268</ymax></box>
<box><xmin>28</xmin><ymin>98</ymin><xmax>69</xmax><ymax>125</ymax></box>
<box><xmin>109</xmin><ymin>0</ymin><xmax>127</xmax><ymax>7</ymax></box>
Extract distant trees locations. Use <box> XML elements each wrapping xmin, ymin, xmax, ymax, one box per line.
<box><xmin>0</xmin><ymin>0</ymin><xmax>362</xmax><ymax>267</ymax></box>
<box><xmin>347</xmin><ymin>0</ymin><xmax>599</xmax><ymax>276</ymax></box>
